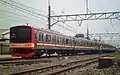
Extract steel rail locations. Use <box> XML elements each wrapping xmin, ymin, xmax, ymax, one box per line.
<box><xmin>10</xmin><ymin>54</ymin><xmax>111</xmax><ymax>75</ymax></box>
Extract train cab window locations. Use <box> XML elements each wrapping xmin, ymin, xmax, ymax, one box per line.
<box><xmin>10</xmin><ymin>26</ymin><xmax>31</xmax><ymax>43</ymax></box>
<box><xmin>46</xmin><ymin>34</ymin><xmax>51</xmax><ymax>42</ymax></box>
<box><xmin>39</xmin><ymin>33</ymin><xmax>44</xmax><ymax>41</ymax></box>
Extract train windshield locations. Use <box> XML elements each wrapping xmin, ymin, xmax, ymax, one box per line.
<box><xmin>10</xmin><ymin>26</ymin><xmax>31</xmax><ymax>43</ymax></box>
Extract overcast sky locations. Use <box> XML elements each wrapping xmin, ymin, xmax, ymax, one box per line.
<box><xmin>0</xmin><ymin>0</ymin><xmax>120</xmax><ymax>37</ymax></box>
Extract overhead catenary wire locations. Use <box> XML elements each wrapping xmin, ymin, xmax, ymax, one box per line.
<box><xmin>0</xmin><ymin>9</ymin><xmax>46</xmax><ymax>24</ymax></box>
<box><xmin>0</xmin><ymin>0</ymin><xmax>47</xmax><ymax>21</ymax></box>
<box><xmin>10</xmin><ymin>0</ymin><xmax>47</xmax><ymax>14</ymax></box>
<box><xmin>0</xmin><ymin>0</ymin><xmax>78</xmax><ymax>33</ymax></box>
<box><xmin>55</xmin><ymin>23</ymin><xmax>77</xmax><ymax>33</ymax></box>
<box><xmin>0</xmin><ymin>0</ymin><xmax>47</xmax><ymax>18</ymax></box>
<box><xmin>0</xmin><ymin>14</ymin><xmax>44</xmax><ymax>25</ymax></box>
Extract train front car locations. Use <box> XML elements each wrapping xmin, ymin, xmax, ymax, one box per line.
<box><xmin>10</xmin><ymin>25</ymin><xmax>35</xmax><ymax>58</ymax></box>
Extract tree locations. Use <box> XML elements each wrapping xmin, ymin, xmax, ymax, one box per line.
<box><xmin>74</xmin><ymin>34</ymin><xmax>84</xmax><ymax>38</ymax></box>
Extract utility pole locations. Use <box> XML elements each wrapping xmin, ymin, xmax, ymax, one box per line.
<box><xmin>86</xmin><ymin>0</ymin><xmax>90</xmax><ymax>40</ymax></box>
<box><xmin>86</xmin><ymin>0</ymin><xmax>88</xmax><ymax>14</ymax></box>
<box><xmin>48</xmin><ymin>0</ymin><xmax>51</xmax><ymax>29</ymax></box>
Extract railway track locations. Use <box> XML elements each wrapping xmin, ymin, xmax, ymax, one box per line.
<box><xmin>0</xmin><ymin>59</ymin><xmax>52</xmax><ymax>65</ymax></box>
<box><xmin>0</xmin><ymin>54</ymin><xmax>110</xmax><ymax>65</ymax></box>
<box><xmin>0</xmin><ymin>56</ymin><xmax>60</xmax><ymax>65</ymax></box>
<box><xmin>10</xmin><ymin>55</ymin><xmax>109</xmax><ymax>75</ymax></box>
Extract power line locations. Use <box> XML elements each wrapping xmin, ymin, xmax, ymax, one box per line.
<box><xmin>10</xmin><ymin>0</ymin><xmax>47</xmax><ymax>14</ymax></box>
<box><xmin>0</xmin><ymin>14</ymin><xmax>43</xmax><ymax>25</ymax></box>
<box><xmin>0</xmin><ymin>11</ymin><xmax>46</xmax><ymax>25</ymax></box>
<box><xmin>0</xmin><ymin>16</ymin><xmax>42</xmax><ymax>26</ymax></box>
<box><xmin>1</xmin><ymin>0</ymin><xmax>47</xmax><ymax>17</ymax></box>
<box><xmin>0</xmin><ymin>0</ymin><xmax>78</xmax><ymax>33</ymax></box>
<box><xmin>63</xmin><ymin>22</ymin><xmax>80</xmax><ymax>31</ymax></box>
<box><xmin>0</xmin><ymin>0</ymin><xmax>47</xmax><ymax>21</ymax></box>
<box><xmin>0</xmin><ymin>9</ymin><xmax>46</xmax><ymax>24</ymax></box>
<box><xmin>56</xmin><ymin>23</ymin><xmax>77</xmax><ymax>33</ymax></box>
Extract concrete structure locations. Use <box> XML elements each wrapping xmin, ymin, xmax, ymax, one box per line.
<box><xmin>0</xmin><ymin>29</ymin><xmax>9</xmax><ymax>40</ymax></box>
<box><xmin>0</xmin><ymin>29</ymin><xmax>10</xmax><ymax>54</ymax></box>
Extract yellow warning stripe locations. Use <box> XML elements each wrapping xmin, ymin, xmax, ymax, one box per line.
<box><xmin>10</xmin><ymin>43</ymin><xmax>34</xmax><ymax>48</ymax></box>
<box><xmin>10</xmin><ymin>43</ymin><xmax>96</xmax><ymax>49</ymax></box>
<box><xmin>37</xmin><ymin>43</ymin><xmax>71</xmax><ymax>47</ymax></box>
<box><xmin>75</xmin><ymin>46</ymin><xmax>95</xmax><ymax>49</ymax></box>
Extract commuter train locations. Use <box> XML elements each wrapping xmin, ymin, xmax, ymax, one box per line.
<box><xmin>10</xmin><ymin>25</ymin><xmax>116</xmax><ymax>58</ymax></box>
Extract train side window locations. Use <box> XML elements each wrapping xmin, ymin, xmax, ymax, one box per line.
<box><xmin>89</xmin><ymin>43</ymin><xmax>91</xmax><ymax>46</ymax></box>
<box><xmin>34</xmin><ymin>30</ymin><xmax>37</xmax><ymax>40</ymax></box>
<box><xmin>91</xmin><ymin>43</ymin><xmax>93</xmax><ymax>46</ymax></box>
<box><xmin>76</xmin><ymin>41</ymin><xmax>78</xmax><ymax>46</ymax></box>
<box><xmin>52</xmin><ymin>35</ymin><xmax>56</xmax><ymax>43</ymax></box>
<box><xmin>80</xmin><ymin>41</ymin><xmax>82</xmax><ymax>46</ymax></box>
<box><xmin>59</xmin><ymin>37</ymin><xmax>62</xmax><ymax>44</ymax></box>
<box><xmin>74</xmin><ymin>40</ymin><xmax>76</xmax><ymax>45</ymax></box>
<box><xmin>86</xmin><ymin>42</ymin><xmax>87</xmax><ymax>46</ymax></box>
<box><xmin>78</xmin><ymin>41</ymin><xmax>80</xmax><ymax>46</ymax></box>
<box><xmin>56</xmin><ymin>36</ymin><xmax>59</xmax><ymax>44</ymax></box>
<box><xmin>57</xmin><ymin>36</ymin><xmax>59</xmax><ymax>44</ymax></box>
<box><xmin>35</xmin><ymin>32</ymin><xmax>39</xmax><ymax>41</ymax></box>
<box><xmin>46</xmin><ymin>34</ymin><xmax>51</xmax><ymax>42</ymax></box>
<box><xmin>66</xmin><ymin>39</ymin><xmax>69</xmax><ymax>44</ymax></box>
<box><xmin>83</xmin><ymin>42</ymin><xmax>85</xmax><ymax>46</ymax></box>
<box><xmin>69</xmin><ymin>39</ymin><xmax>72</xmax><ymax>45</ymax></box>
<box><xmin>62</xmin><ymin>38</ymin><xmax>65</xmax><ymax>44</ymax></box>
<box><xmin>39</xmin><ymin>33</ymin><xmax>44</xmax><ymax>41</ymax></box>
<box><xmin>88</xmin><ymin>42</ymin><xmax>90</xmax><ymax>46</ymax></box>
<box><xmin>75</xmin><ymin>41</ymin><xmax>77</xmax><ymax>46</ymax></box>
<box><xmin>57</xmin><ymin>36</ymin><xmax>61</xmax><ymax>44</ymax></box>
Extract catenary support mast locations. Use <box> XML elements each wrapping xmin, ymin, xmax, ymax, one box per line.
<box><xmin>48</xmin><ymin>0</ymin><xmax>51</xmax><ymax>29</ymax></box>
